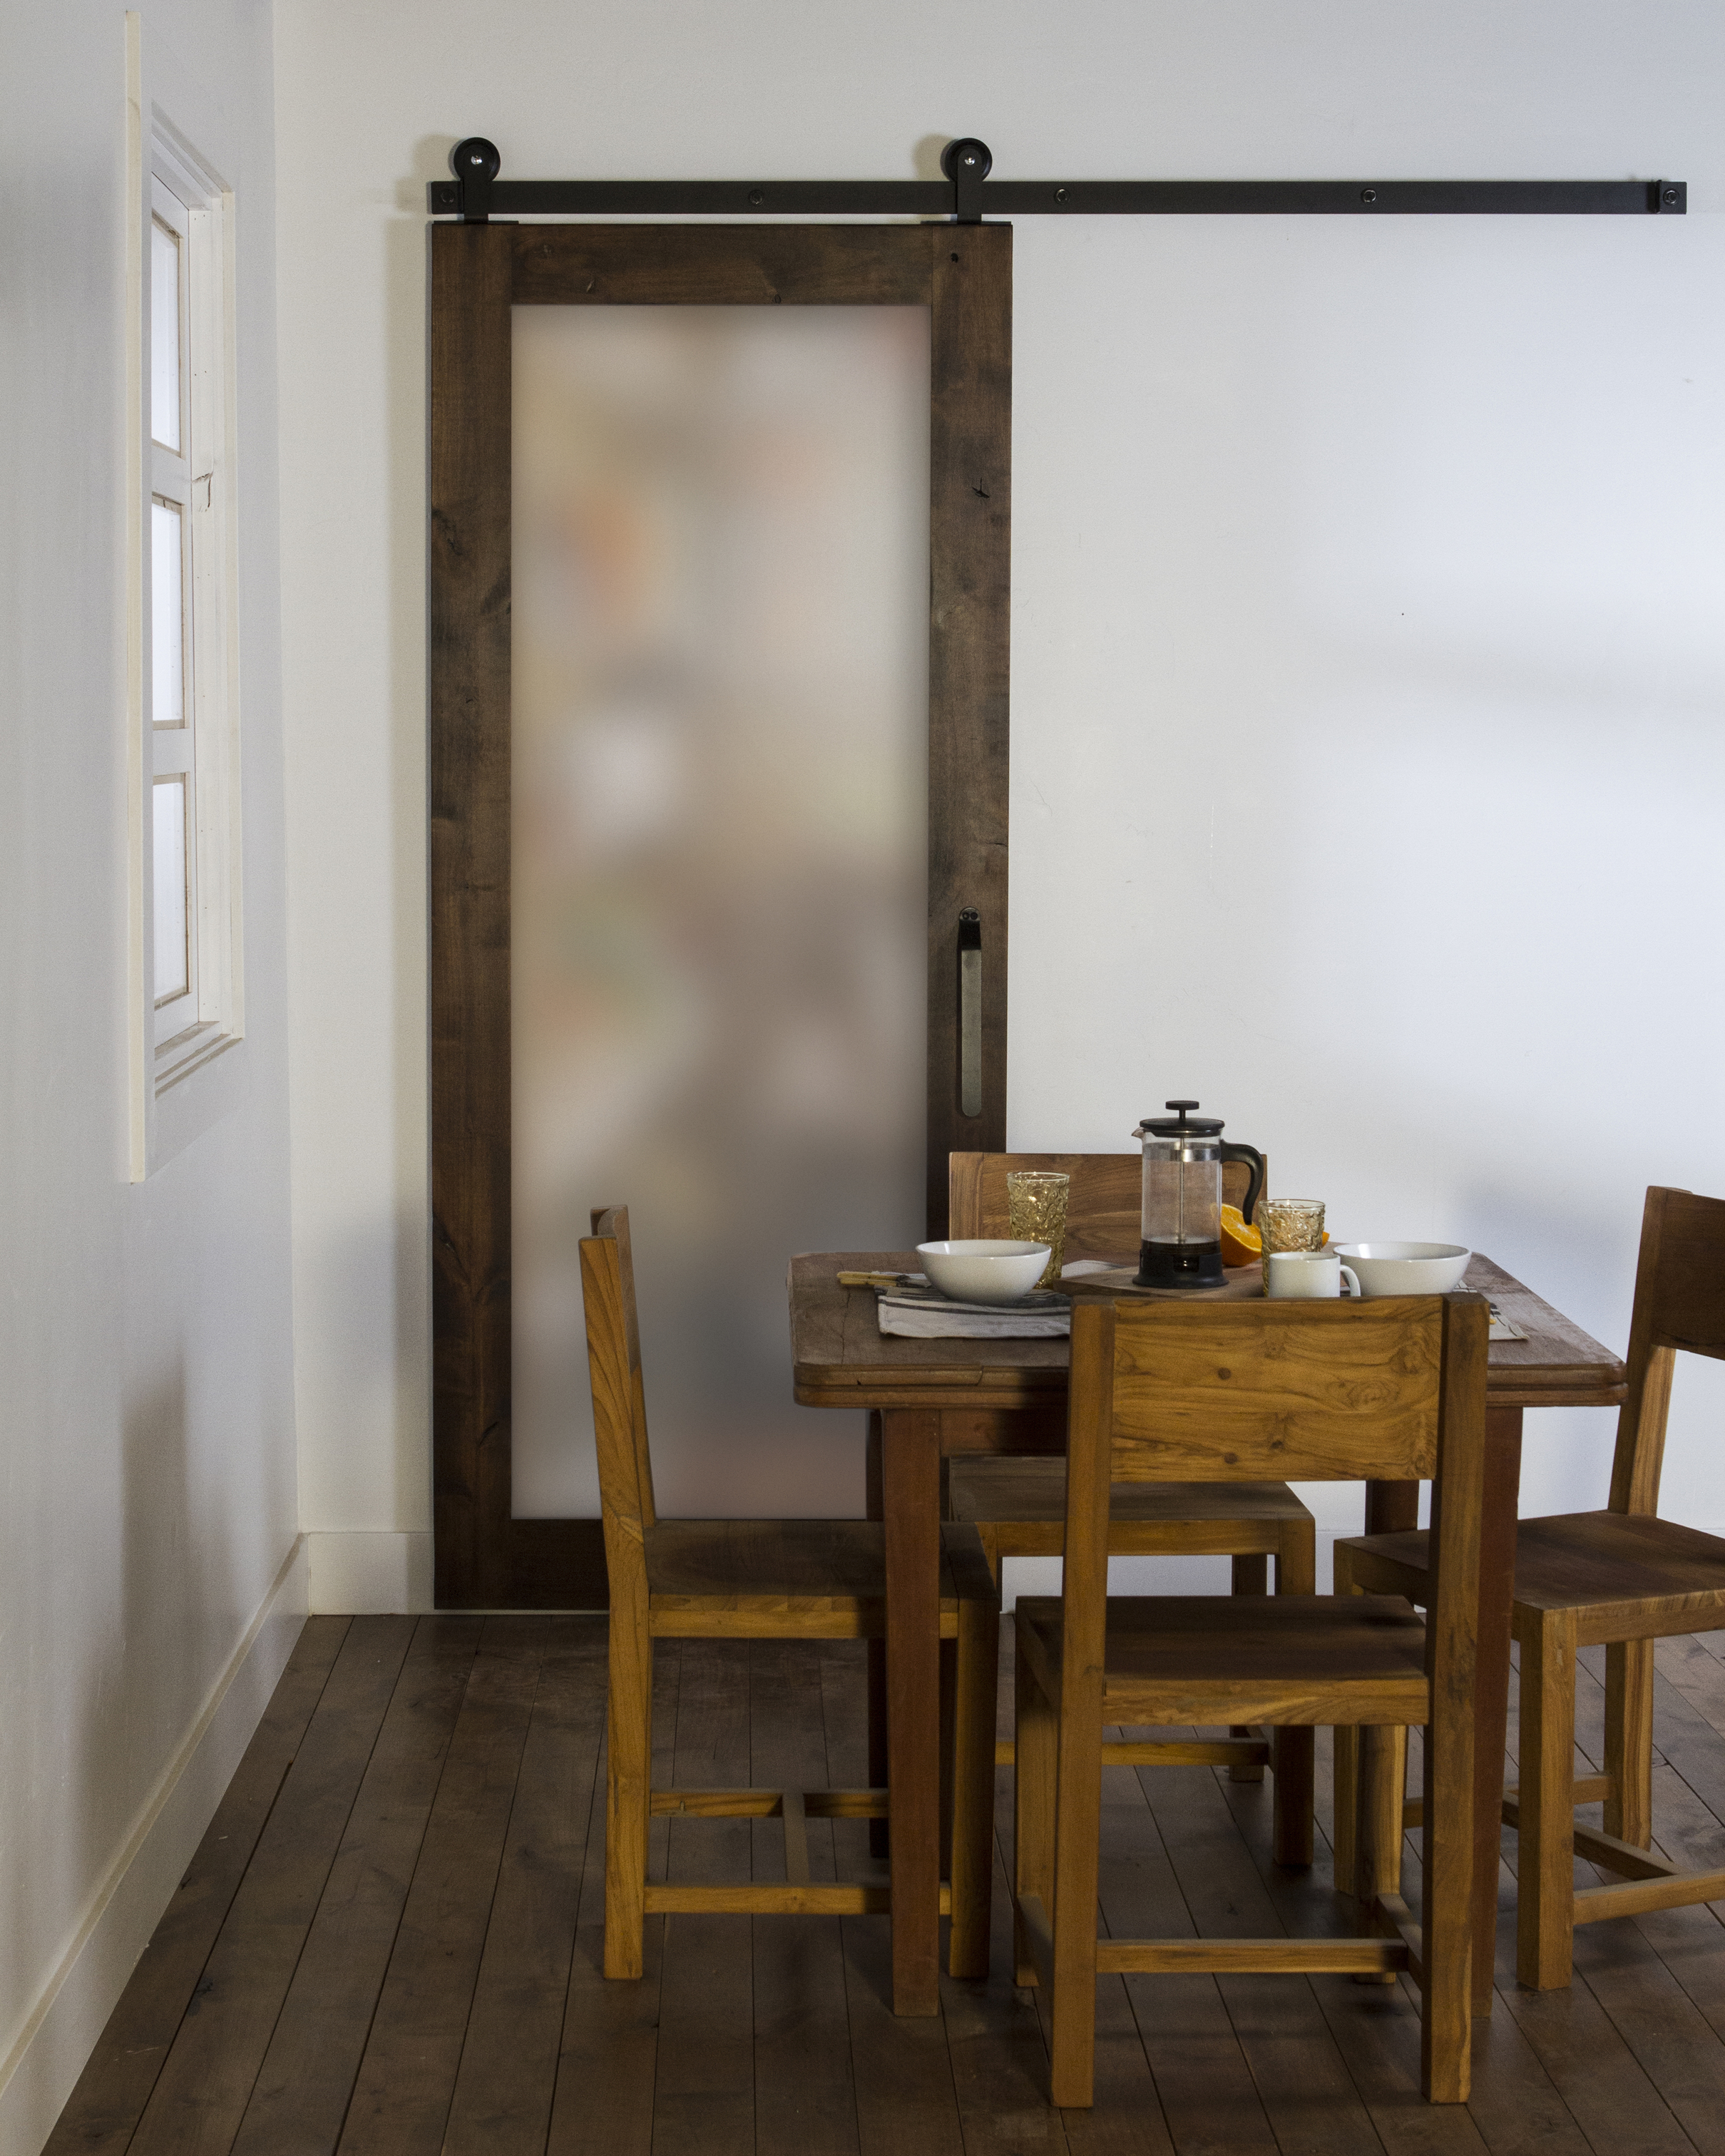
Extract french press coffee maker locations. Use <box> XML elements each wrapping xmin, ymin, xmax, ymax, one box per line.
<box><xmin>1133</xmin><ymin>1100</ymin><xmax>1265</xmax><ymax>1289</ymax></box>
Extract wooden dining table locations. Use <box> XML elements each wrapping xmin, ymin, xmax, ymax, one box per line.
<box><xmin>789</xmin><ymin>1248</ymin><xmax>1627</xmax><ymax>2017</ymax></box>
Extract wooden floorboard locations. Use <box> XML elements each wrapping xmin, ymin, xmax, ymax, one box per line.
<box><xmin>749</xmin><ymin>1639</ymin><xmax>861</xmax><ymax>2156</ymax></box>
<box><xmin>942</xmin><ymin>1857</ymin><xmax>1074</xmax><ymax>2156</ymax></box>
<box><xmin>43</xmin><ymin>1617</ymin><xmax>353</xmax><ymax>2156</ymax></box>
<box><xmin>652</xmin><ymin>1638</ymin><xmax>758</xmax><ymax>2156</ymax></box>
<box><xmin>1137</xmin><ymin>1732</ymin><xmax>1388</xmax><ymax>2156</ymax></box>
<box><xmin>441</xmin><ymin>1621</ymin><xmax>603</xmax><ymax>2156</ymax></box>
<box><xmin>544</xmin><ymin>1637</ymin><xmax>675</xmax><ymax>2156</ymax></box>
<box><xmin>1092</xmin><ymin>1737</ymin><xmax>1284</xmax><ymax>2156</ymax></box>
<box><xmin>127</xmin><ymin>1616</ymin><xmax>416</xmax><ymax>2156</ymax></box>
<box><xmin>48</xmin><ymin>1618</ymin><xmax>1725</xmax><ymax>2156</ymax></box>
<box><xmin>1212</xmin><ymin>1750</ymin><xmax>1493</xmax><ymax>2156</ymax></box>
<box><xmin>335</xmin><ymin>1616</ymin><xmax>547</xmax><ymax>2156</ymax></box>
<box><xmin>227</xmin><ymin>1618</ymin><xmax>481</xmax><ymax>2156</ymax></box>
<box><xmin>812</xmin><ymin>1641</ymin><xmax>966</xmax><ymax>2156</ymax></box>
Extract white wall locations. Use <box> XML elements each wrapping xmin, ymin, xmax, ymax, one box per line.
<box><xmin>0</xmin><ymin>4</ymin><xmax>300</xmax><ymax>2145</ymax></box>
<box><xmin>275</xmin><ymin>0</ymin><xmax>1725</xmax><ymax>1593</ymax></box>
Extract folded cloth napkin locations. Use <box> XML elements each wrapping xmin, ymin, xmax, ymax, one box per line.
<box><xmin>875</xmin><ymin>1280</ymin><xmax>1071</xmax><ymax>1340</ymax></box>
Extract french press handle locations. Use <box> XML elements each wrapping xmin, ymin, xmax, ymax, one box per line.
<box><xmin>1219</xmin><ymin>1141</ymin><xmax>1264</xmax><ymax>1226</ymax></box>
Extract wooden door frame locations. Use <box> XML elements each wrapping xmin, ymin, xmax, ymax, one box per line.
<box><xmin>429</xmin><ymin>221</ymin><xmax>1012</xmax><ymax>1610</ymax></box>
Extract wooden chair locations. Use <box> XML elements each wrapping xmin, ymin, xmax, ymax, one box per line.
<box><xmin>946</xmin><ymin>1151</ymin><xmax>1317</xmax><ymax>1843</ymax></box>
<box><xmin>1013</xmin><ymin>1291</ymin><xmax>1487</xmax><ymax>2107</ymax></box>
<box><xmin>1334</xmin><ymin>1185</ymin><xmax>1725</xmax><ymax>1991</ymax></box>
<box><xmin>581</xmin><ymin>1206</ymin><xmax>1000</xmax><ymax>1982</ymax></box>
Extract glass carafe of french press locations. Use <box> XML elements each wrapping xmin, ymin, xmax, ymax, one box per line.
<box><xmin>1133</xmin><ymin>1100</ymin><xmax>1264</xmax><ymax>1289</ymax></box>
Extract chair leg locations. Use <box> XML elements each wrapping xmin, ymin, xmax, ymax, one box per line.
<box><xmin>948</xmin><ymin>1600</ymin><xmax>1000</xmax><ymax>1980</ymax></box>
<box><xmin>604</xmin><ymin>1616</ymin><xmax>652</xmax><ymax>1980</ymax></box>
<box><xmin>866</xmin><ymin>1413</ymin><xmax>889</xmax><ymax>1857</ymax></box>
<box><xmin>1013</xmin><ymin>1631</ymin><xmax>1057</xmax><ymax>1988</ymax></box>
<box><xmin>1333</xmin><ymin>1724</ymin><xmax>1361</xmax><ymax>1897</ymax></box>
<box><xmin>1268</xmin><ymin>1521</ymin><xmax>1318</xmax><ymax>1845</ymax></box>
<box><xmin>1358</xmin><ymin>1725</ymin><xmax>1406</xmax><ymax>1898</ymax></box>
<box><xmin>1229</xmin><ymin>1554</ymin><xmax>1269</xmax><ymax>1781</ymax></box>
<box><xmin>1272</xmin><ymin>1728</ymin><xmax>1316</xmax><ymax>1866</ymax></box>
<box><xmin>1277</xmin><ymin>1517</ymin><xmax>1317</xmax><ymax>1598</ymax></box>
<box><xmin>1420</xmin><ymin>1709</ymin><xmax>1473</xmax><ymax>2103</ymax></box>
<box><xmin>1347</xmin><ymin>1723</ymin><xmax>1406</xmax><ymax>1986</ymax></box>
<box><xmin>1047</xmin><ymin>1753</ymin><xmax>1101</xmax><ymax>2110</ymax></box>
<box><xmin>939</xmin><ymin>1637</ymin><xmax>956</xmax><ymax>1886</ymax></box>
<box><xmin>1604</xmin><ymin>1637</ymin><xmax>1654</xmax><ymax>1849</ymax></box>
<box><xmin>1331</xmin><ymin>1543</ymin><xmax>1360</xmax><ymax>1895</ymax></box>
<box><xmin>1517</xmin><ymin>1609</ymin><xmax>1577</xmax><ymax>1991</ymax></box>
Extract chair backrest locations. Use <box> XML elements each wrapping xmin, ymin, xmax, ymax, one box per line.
<box><xmin>948</xmin><ymin>1150</ymin><xmax>1268</xmax><ymax>1261</ymax></box>
<box><xmin>580</xmin><ymin>1208</ymin><xmax>658</xmax><ymax>1571</ymax></box>
<box><xmin>1059</xmin><ymin>1290</ymin><xmax>1489</xmax><ymax>1754</ymax></box>
<box><xmin>1609</xmin><ymin>1186</ymin><xmax>1725</xmax><ymax>1516</ymax></box>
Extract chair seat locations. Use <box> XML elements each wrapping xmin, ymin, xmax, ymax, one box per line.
<box><xmin>950</xmin><ymin>1459</ymin><xmax>1313</xmax><ymax>1560</ymax></box>
<box><xmin>1339</xmin><ymin>1510</ymin><xmax>1725</xmax><ymax>1646</ymax></box>
<box><xmin>645</xmin><ymin>1519</ymin><xmax>989</xmax><ymax>1636</ymax></box>
<box><xmin>1015</xmin><ymin>1593</ymin><xmax>1428</xmax><ymax>1725</ymax></box>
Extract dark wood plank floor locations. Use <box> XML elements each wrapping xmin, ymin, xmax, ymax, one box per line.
<box><xmin>47</xmin><ymin>1616</ymin><xmax>1725</xmax><ymax>2156</ymax></box>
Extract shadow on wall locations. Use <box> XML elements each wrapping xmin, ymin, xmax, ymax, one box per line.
<box><xmin>118</xmin><ymin>1356</ymin><xmax>222</xmax><ymax>1801</ymax></box>
<box><xmin>21</xmin><ymin>1357</ymin><xmax>234</xmax><ymax>2058</ymax></box>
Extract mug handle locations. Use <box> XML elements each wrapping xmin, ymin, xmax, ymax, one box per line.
<box><xmin>1339</xmin><ymin>1264</ymin><xmax>1363</xmax><ymax>1298</ymax></box>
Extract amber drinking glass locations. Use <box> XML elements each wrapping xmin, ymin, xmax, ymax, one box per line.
<box><xmin>1006</xmin><ymin>1171</ymin><xmax>1070</xmax><ymax>1291</ymax></box>
<box><xmin>1256</xmin><ymin>1198</ymin><xmax>1326</xmax><ymax>1278</ymax></box>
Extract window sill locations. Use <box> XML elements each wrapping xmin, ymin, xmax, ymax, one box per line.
<box><xmin>143</xmin><ymin>1027</ymin><xmax>250</xmax><ymax>1176</ymax></box>
<box><xmin>155</xmin><ymin>1018</ymin><xmax>240</xmax><ymax>1097</ymax></box>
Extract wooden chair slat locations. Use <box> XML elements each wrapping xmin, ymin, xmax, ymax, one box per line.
<box><xmin>1108</xmin><ymin>1300</ymin><xmax>1443</xmax><ymax>1482</ymax></box>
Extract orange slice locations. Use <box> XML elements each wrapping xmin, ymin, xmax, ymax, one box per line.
<box><xmin>1219</xmin><ymin>1205</ymin><xmax>1259</xmax><ymax>1267</ymax></box>
<box><xmin>1221</xmin><ymin>1206</ymin><xmax>1331</xmax><ymax>1266</ymax></box>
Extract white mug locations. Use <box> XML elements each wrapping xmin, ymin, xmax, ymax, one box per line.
<box><xmin>1264</xmin><ymin>1249</ymin><xmax>1363</xmax><ymax>1300</ymax></box>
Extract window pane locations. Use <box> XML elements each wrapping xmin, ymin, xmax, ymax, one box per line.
<box><xmin>153</xmin><ymin>779</ymin><xmax>189</xmax><ymax>1004</ymax></box>
<box><xmin>151</xmin><ymin>498</ymin><xmax>184</xmax><ymax>726</ymax></box>
<box><xmin>150</xmin><ymin>218</ymin><xmax>182</xmax><ymax>452</ymax></box>
<box><xmin>511</xmin><ymin>306</ymin><xmax>930</xmax><ymax>1519</ymax></box>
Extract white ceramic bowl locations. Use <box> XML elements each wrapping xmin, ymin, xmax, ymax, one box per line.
<box><xmin>916</xmin><ymin>1239</ymin><xmax>1051</xmax><ymax>1304</ymax></box>
<box><xmin>1329</xmin><ymin>1242</ymin><xmax>1471</xmax><ymax>1298</ymax></box>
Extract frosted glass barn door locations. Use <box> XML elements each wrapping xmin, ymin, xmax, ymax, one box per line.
<box><xmin>429</xmin><ymin>222</ymin><xmax>1010</xmax><ymax>1609</ymax></box>
<box><xmin>511</xmin><ymin>307</ymin><xmax>929</xmax><ymax>1519</ymax></box>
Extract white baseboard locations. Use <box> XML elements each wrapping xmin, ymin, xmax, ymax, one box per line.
<box><xmin>307</xmin><ymin>1529</ymin><xmax>434</xmax><ymax>1614</ymax></box>
<box><xmin>0</xmin><ymin>1535</ymin><xmax>308</xmax><ymax>2156</ymax></box>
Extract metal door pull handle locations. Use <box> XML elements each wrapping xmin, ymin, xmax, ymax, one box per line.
<box><xmin>958</xmin><ymin>909</ymin><xmax>982</xmax><ymax>1119</ymax></box>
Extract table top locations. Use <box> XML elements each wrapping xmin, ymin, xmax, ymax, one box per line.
<box><xmin>789</xmin><ymin>1249</ymin><xmax>1627</xmax><ymax>1414</ymax></box>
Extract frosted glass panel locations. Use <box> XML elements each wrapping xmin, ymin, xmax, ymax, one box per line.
<box><xmin>151</xmin><ymin>499</ymin><xmax>184</xmax><ymax>727</ymax></box>
<box><xmin>512</xmin><ymin>306</ymin><xmax>930</xmax><ymax>1519</ymax></box>
<box><xmin>150</xmin><ymin>219</ymin><xmax>181</xmax><ymax>451</ymax></box>
<box><xmin>153</xmin><ymin>778</ymin><xmax>188</xmax><ymax>1004</ymax></box>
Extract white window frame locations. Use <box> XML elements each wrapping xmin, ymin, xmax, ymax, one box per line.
<box><xmin>126</xmin><ymin>16</ymin><xmax>245</xmax><ymax>1176</ymax></box>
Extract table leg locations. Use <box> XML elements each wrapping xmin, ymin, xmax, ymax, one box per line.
<box><xmin>866</xmin><ymin>1412</ymin><xmax>888</xmax><ymax>1857</ymax></box>
<box><xmin>1468</xmin><ymin>1403</ymin><xmax>1523</xmax><ymax>2016</ymax></box>
<box><xmin>881</xmin><ymin>1405</ymin><xmax>942</xmax><ymax>2016</ymax></box>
